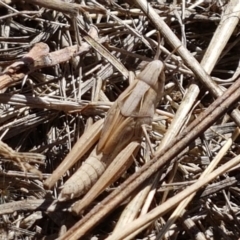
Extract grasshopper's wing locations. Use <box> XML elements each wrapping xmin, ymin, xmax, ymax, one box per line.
<box><xmin>97</xmin><ymin>81</ymin><xmax>138</xmax><ymax>154</ymax></box>
<box><xmin>97</xmin><ymin>108</ymin><xmax>135</xmax><ymax>155</ymax></box>
<box><xmin>120</xmin><ymin>80</ymin><xmax>150</xmax><ymax>117</ymax></box>
<box><xmin>102</xmin><ymin>115</ymin><xmax>135</xmax><ymax>155</ymax></box>
<box><xmin>97</xmin><ymin>100</ymin><xmax>120</xmax><ymax>153</ymax></box>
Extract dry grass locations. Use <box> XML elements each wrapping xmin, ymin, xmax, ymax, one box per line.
<box><xmin>0</xmin><ymin>0</ymin><xmax>240</xmax><ymax>239</ymax></box>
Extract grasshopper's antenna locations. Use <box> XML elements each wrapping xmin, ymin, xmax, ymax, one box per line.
<box><xmin>154</xmin><ymin>31</ymin><xmax>161</xmax><ymax>60</ymax></box>
<box><xmin>163</xmin><ymin>44</ymin><xmax>181</xmax><ymax>64</ymax></box>
<box><xmin>154</xmin><ymin>31</ymin><xmax>181</xmax><ymax>64</ymax></box>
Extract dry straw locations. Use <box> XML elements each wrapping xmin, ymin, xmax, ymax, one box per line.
<box><xmin>0</xmin><ymin>0</ymin><xmax>240</xmax><ymax>239</ymax></box>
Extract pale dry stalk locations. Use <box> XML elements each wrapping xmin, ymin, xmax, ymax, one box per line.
<box><xmin>200</xmin><ymin>0</ymin><xmax>240</xmax><ymax>73</ymax></box>
<box><xmin>0</xmin><ymin>198</ymin><xmax>56</xmax><ymax>215</ymax></box>
<box><xmin>0</xmin><ymin>94</ymin><xmax>86</xmax><ymax>112</ymax></box>
<box><xmin>23</xmin><ymin>0</ymin><xmax>106</xmax><ymax>15</ymax></box>
<box><xmin>0</xmin><ymin>93</ymin><xmax>113</xmax><ymax>113</ymax></box>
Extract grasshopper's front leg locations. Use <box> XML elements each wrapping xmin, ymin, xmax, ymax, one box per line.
<box><xmin>58</xmin><ymin>60</ymin><xmax>165</xmax><ymax>201</ymax></box>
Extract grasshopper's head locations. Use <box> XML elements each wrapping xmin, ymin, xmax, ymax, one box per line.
<box><xmin>138</xmin><ymin>60</ymin><xmax>165</xmax><ymax>104</ymax></box>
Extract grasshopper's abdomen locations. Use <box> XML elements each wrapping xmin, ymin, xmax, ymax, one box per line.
<box><xmin>58</xmin><ymin>150</ymin><xmax>107</xmax><ymax>201</ymax></box>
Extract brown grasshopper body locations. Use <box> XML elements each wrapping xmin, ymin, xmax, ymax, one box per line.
<box><xmin>58</xmin><ymin>60</ymin><xmax>165</xmax><ymax>201</ymax></box>
<box><xmin>98</xmin><ymin>60</ymin><xmax>165</xmax><ymax>154</ymax></box>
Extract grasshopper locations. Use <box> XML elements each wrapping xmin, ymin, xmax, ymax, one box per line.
<box><xmin>58</xmin><ymin>60</ymin><xmax>165</xmax><ymax>201</ymax></box>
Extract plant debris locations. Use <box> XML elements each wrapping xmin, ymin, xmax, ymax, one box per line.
<box><xmin>1</xmin><ymin>0</ymin><xmax>240</xmax><ymax>239</ymax></box>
